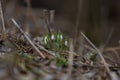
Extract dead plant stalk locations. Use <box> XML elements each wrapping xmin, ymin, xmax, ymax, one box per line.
<box><xmin>0</xmin><ymin>1</ymin><xmax>5</xmax><ymax>32</ymax></box>
<box><xmin>11</xmin><ymin>18</ymin><xmax>45</xmax><ymax>59</ymax></box>
<box><xmin>65</xmin><ymin>39</ymin><xmax>74</xmax><ymax>80</ymax></box>
<box><xmin>81</xmin><ymin>32</ymin><xmax>113</xmax><ymax>80</ymax></box>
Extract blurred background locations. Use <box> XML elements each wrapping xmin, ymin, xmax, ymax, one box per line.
<box><xmin>1</xmin><ymin>0</ymin><xmax>120</xmax><ymax>46</ymax></box>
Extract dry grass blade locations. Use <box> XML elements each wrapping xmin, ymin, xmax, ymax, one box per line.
<box><xmin>11</xmin><ymin>18</ymin><xmax>45</xmax><ymax>59</ymax></box>
<box><xmin>75</xmin><ymin>0</ymin><xmax>83</xmax><ymax>37</ymax></box>
<box><xmin>49</xmin><ymin>10</ymin><xmax>55</xmax><ymax>28</ymax></box>
<box><xmin>0</xmin><ymin>1</ymin><xmax>6</xmax><ymax>32</ymax></box>
<box><xmin>81</xmin><ymin>32</ymin><xmax>113</xmax><ymax>80</ymax></box>
<box><xmin>65</xmin><ymin>39</ymin><xmax>74</xmax><ymax>80</ymax></box>
<box><xmin>25</xmin><ymin>0</ymin><xmax>39</xmax><ymax>35</ymax></box>
<box><xmin>34</xmin><ymin>42</ymin><xmax>55</xmax><ymax>56</ymax></box>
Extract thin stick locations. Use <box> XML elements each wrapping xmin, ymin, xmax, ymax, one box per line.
<box><xmin>0</xmin><ymin>1</ymin><xmax>5</xmax><ymax>32</ymax></box>
<box><xmin>49</xmin><ymin>10</ymin><xmax>56</xmax><ymax>31</ymax></box>
<box><xmin>11</xmin><ymin>18</ymin><xmax>45</xmax><ymax>59</ymax></box>
<box><xmin>25</xmin><ymin>0</ymin><xmax>40</xmax><ymax>36</ymax></box>
<box><xmin>44</xmin><ymin>10</ymin><xmax>53</xmax><ymax>49</ymax></box>
<box><xmin>81</xmin><ymin>32</ymin><xmax>113</xmax><ymax>80</ymax></box>
<box><xmin>74</xmin><ymin>0</ymin><xmax>83</xmax><ymax>44</ymax></box>
<box><xmin>34</xmin><ymin>42</ymin><xmax>55</xmax><ymax>56</ymax></box>
<box><xmin>65</xmin><ymin>39</ymin><xmax>74</xmax><ymax>80</ymax></box>
<box><xmin>78</xmin><ymin>64</ymin><xmax>120</xmax><ymax>69</ymax></box>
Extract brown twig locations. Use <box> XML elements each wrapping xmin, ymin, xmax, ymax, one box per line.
<box><xmin>65</xmin><ymin>39</ymin><xmax>74</xmax><ymax>80</ymax></box>
<box><xmin>44</xmin><ymin>10</ymin><xmax>54</xmax><ymax>49</ymax></box>
<box><xmin>11</xmin><ymin>18</ymin><xmax>45</xmax><ymax>59</ymax></box>
<box><xmin>81</xmin><ymin>32</ymin><xmax>113</xmax><ymax>80</ymax></box>
<box><xmin>49</xmin><ymin>10</ymin><xmax>55</xmax><ymax>30</ymax></box>
<box><xmin>34</xmin><ymin>42</ymin><xmax>55</xmax><ymax>56</ymax></box>
<box><xmin>74</xmin><ymin>0</ymin><xmax>83</xmax><ymax>37</ymax></box>
<box><xmin>105</xmin><ymin>46</ymin><xmax>120</xmax><ymax>51</ymax></box>
<box><xmin>25</xmin><ymin>0</ymin><xmax>40</xmax><ymax>36</ymax></box>
<box><xmin>74</xmin><ymin>0</ymin><xmax>83</xmax><ymax>48</ymax></box>
<box><xmin>0</xmin><ymin>1</ymin><xmax>5</xmax><ymax>32</ymax></box>
<box><xmin>78</xmin><ymin>64</ymin><xmax>120</xmax><ymax>69</ymax></box>
<box><xmin>105</xmin><ymin>48</ymin><xmax>120</xmax><ymax>62</ymax></box>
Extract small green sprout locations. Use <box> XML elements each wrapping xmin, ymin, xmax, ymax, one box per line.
<box><xmin>42</xmin><ymin>32</ymin><xmax>69</xmax><ymax>51</ymax></box>
<box><xmin>55</xmin><ymin>54</ymin><xmax>67</xmax><ymax>67</ymax></box>
<box><xmin>42</xmin><ymin>32</ymin><xmax>69</xmax><ymax>67</ymax></box>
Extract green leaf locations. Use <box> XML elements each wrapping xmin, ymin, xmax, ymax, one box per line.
<box><xmin>55</xmin><ymin>54</ymin><xmax>67</xmax><ymax>67</ymax></box>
